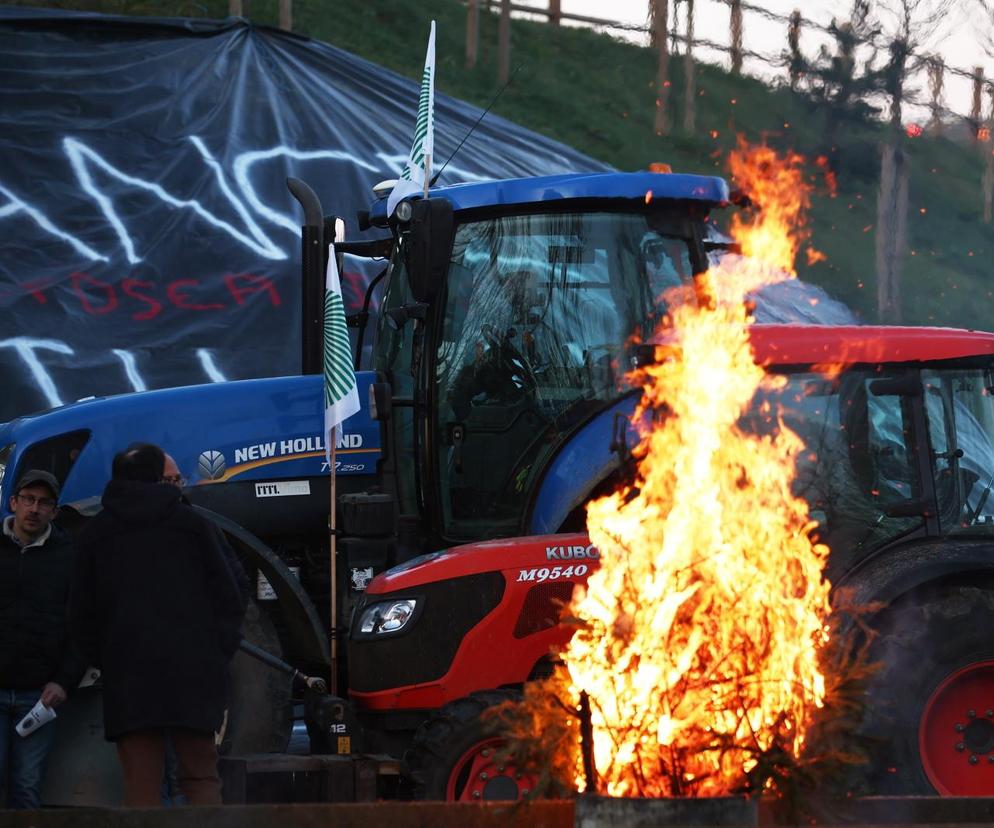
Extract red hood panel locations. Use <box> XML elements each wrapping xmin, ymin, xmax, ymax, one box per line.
<box><xmin>367</xmin><ymin>532</ymin><xmax>596</xmax><ymax>593</ymax></box>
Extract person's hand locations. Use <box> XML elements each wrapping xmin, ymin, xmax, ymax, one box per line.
<box><xmin>40</xmin><ymin>682</ymin><xmax>67</xmax><ymax>708</ymax></box>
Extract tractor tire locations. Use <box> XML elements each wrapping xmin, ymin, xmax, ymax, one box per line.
<box><xmin>219</xmin><ymin>599</ymin><xmax>294</xmax><ymax>755</ymax></box>
<box><xmin>404</xmin><ymin>689</ymin><xmax>537</xmax><ymax>801</ymax></box>
<box><xmin>862</xmin><ymin>583</ymin><xmax>994</xmax><ymax>795</ymax></box>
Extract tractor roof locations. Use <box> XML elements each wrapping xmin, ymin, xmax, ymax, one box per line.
<box><xmin>746</xmin><ymin>324</ymin><xmax>994</xmax><ymax>366</ymax></box>
<box><xmin>371</xmin><ymin>171</ymin><xmax>730</xmax><ymax>223</ymax></box>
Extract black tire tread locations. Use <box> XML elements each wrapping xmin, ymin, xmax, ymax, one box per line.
<box><xmin>863</xmin><ymin>583</ymin><xmax>994</xmax><ymax>794</ymax></box>
<box><xmin>404</xmin><ymin>688</ymin><xmax>521</xmax><ymax>800</ymax></box>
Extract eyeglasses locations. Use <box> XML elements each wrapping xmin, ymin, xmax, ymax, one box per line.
<box><xmin>16</xmin><ymin>494</ymin><xmax>57</xmax><ymax>509</ymax></box>
<box><xmin>161</xmin><ymin>475</ymin><xmax>186</xmax><ymax>486</ymax></box>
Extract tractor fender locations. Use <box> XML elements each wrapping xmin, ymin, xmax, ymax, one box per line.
<box><xmin>528</xmin><ymin>393</ymin><xmax>642</xmax><ymax>535</ymax></box>
<box><xmin>835</xmin><ymin>537</ymin><xmax>994</xmax><ymax>610</ymax></box>
<box><xmin>193</xmin><ymin>505</ymin><xmax>330</xmax><ymax>666</ymax></box>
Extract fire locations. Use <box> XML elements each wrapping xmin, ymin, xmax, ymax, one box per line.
<box><xmin>559</xmin><ymin>142</ymin><xmax>833</xmax><ymax>796</ymax></box>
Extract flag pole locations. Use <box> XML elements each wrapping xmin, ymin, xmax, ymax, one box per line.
<box><xmin>423</xmin><ymin>152</ymin><xmax>431</xmax><ymax>199</ymax></box>
<box><xmin>324</xmin><ymin>230</ymin><xmax>355</xmax><ymax>699</ymax></box>
<box><xmin>329</xmin><ymin>424</ymin><xmax>338</xmax><ymax>695</ymax></box>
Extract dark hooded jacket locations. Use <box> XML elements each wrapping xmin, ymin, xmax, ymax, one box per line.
<box><xmin>71</xmin><ymin>480</ymin><xmax>246</xmax><ymax>740</ymax></box>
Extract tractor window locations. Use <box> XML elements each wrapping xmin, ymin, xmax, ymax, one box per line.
<box><xmin>373</xmin><ymin>251</ymin><xmax>418</xmax><ymax>516</ymax></box>
<box><xmin>923</xmin><ymin>366</ymin><xmax>994</xmax><ymax>533</ymax></box>
<box><xmin>744</xmin><ymin>371</ymin><xmax>923</xmax><ymax>570</ymax></box>
<box><xmin>435</xmin><ymin>210</ymin><xmax>697</xmax><ymax>540</ymax></box>
<box><xmin>8</xmin><ymin>429</ymin><xmax>91</xmax><ymax>504</ymax></box>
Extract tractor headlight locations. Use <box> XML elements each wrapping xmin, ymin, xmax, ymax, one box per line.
<box><xmin>356</xmin><ymin>598</ymin><xmax>419</xmax><ymax>636</ymax></box>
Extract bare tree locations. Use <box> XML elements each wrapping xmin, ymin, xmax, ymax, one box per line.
<box><xmin>798</xmin><ymin>1</ymin><xmax>882</xmax><ymax>157</ymax></box>
<box><xmin>876</xmin><ymin>0</ymin><xmax>955</xmax><ymax>133</ymax></box>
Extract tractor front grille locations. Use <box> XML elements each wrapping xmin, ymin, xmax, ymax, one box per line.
<box><xmin>513</xmin><ymin>581</ymin><xmax>575</xmax><ymax>638</ymax></box>
<box><xmin>348</xmin><ymin>572</ymin><xmax>505</xmax><ymax>694</ymax></box>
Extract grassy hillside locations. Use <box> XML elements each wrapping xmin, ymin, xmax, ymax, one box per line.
<box><xmin>15</xmin><ymin>0</ymin><xmax>994</xmax><ymax>327</ymax></box>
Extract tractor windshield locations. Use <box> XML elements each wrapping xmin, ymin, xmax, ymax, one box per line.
<box><xmin>434</xmin><ymin>209</ymin><xmax>699</xmax><ymax>540</ymax></box>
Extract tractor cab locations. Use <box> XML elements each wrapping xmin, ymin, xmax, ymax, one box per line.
<box><xmin>363</xmin><ymin>172</ymin><xmax>731</xmax><ymax>548</ymax></box>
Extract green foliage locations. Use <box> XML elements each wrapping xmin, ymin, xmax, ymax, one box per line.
<box><xmin>12</xmin><ymin>0</ymin><xmax>994</xmax><ymax>329</ymax></box>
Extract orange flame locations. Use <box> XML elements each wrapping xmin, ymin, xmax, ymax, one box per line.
<box><xmin>561</xmin><ymin>142</ymin><xmax>832</xmax><ymax>796</ymax></box>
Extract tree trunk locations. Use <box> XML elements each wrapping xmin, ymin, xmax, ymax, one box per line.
<box><xmin>927</xmin><ymin>57</ymin><xmax>944</xmax><ymax>136</ymax></box>
<box><xmin>788</xmin><ymin>10</ymin><xmax>802</xmax><ymax>91</ymax></box>
<box><xmin>972</xmin><ymin>67</ymin><xmax>984</xmax><ymax>141</ymax></box>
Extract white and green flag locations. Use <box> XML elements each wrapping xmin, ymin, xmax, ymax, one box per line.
<box><xmin>323</xmin><ymin>243</ymin><xmax>359</xmax><ymax>466</ymax></box>
<box><xmin>387</xmin><ymin>20</ymin><xmax>436</xmax><ymax>217</ymax></box>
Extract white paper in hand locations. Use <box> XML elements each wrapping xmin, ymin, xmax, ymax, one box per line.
<box><xmin>15</xmin><ymin>699</ymin><xmax>56</xmax><ymax>737</ymax></box>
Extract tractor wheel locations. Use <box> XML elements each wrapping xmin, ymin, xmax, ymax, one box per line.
<box><xmin>404</xmin><ymin>689</ymin><xmax>538</xmax><ymax>801</ymax></box>
<box><xmin>863</xmin><ymin>583</ymin><xmax>994</xmax><ymax>795</ymax></box>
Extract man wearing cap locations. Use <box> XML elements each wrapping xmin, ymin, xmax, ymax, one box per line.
<box><xmin>0</xmin><ymin>470</ymin><xmax>86</xmax><ymax>809</ymax></box>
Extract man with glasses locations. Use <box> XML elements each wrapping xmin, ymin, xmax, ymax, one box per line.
<box><xmin>0</xmin><ymin>470</ymin><xmax>86</xmax><ymax>808</ymax></box>
<box><xmin>161</xmin><ymin>453</ymin><xmax>185</xmax><ymax>488</ymax></box>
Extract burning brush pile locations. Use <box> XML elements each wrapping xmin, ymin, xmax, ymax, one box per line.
<box><xmin>497</xmin><ymin>143</ymin><xmax>871</xmax><ymax>800</ymax></box>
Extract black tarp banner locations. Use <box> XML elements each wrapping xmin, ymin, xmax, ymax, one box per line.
<box><xmin>0</xmin><ymin>9</ymin><xmax>609</xmax><ymax>422</ymax></box>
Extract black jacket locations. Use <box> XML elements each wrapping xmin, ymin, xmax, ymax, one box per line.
<box><xmin>0</xmin><ymin>521</ymin><xmax>88</xmax><ymax>691</ymax></box>
<box><xmin>72</xmin><ymin>480</ymin><xmax>246</xmax><ymax>740</ymax></box>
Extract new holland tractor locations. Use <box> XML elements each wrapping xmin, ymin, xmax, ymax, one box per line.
<box><xmin>3</xmin><ymin>169</ymin><xmax>994</xmax><ymax>801</ymax></box>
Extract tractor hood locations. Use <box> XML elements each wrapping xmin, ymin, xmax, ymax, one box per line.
<box><xmin>367</xmin><ymin>531</ymin><xmax>599</xmax><ymax>593</ymax></box>
<box><xmin>0</xmin><ymin>372</ymin><xmax>379</xmax><ymax>513</ymax></box>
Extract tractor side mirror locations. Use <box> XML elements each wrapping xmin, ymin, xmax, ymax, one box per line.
<box><xmin>401</xmin><ymin>198</ymin><xmax>454</xmax><ymax>303</ymax></box>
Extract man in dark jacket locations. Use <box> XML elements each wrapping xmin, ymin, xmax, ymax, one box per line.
<box><xmin>0</xmin><ymin>469</ymin><xmax>87</xmax><ymax>809</ymax></box>
<box><xmin>71</xmin><ymin>444</ymin><xmax>246</xmax><ymax>807</ymax></box>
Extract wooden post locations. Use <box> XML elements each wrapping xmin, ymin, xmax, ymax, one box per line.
<box><xmin>972</xmin><ymin>66</ymin><xmax>984</xmax><ymax>141</ymax></box>
<box><xmin>278</xmin><ymin>0</ymin><xmax>291</xmax><ymax>31</ymax></box>
<box><xmin>730</xmin><ymin>0</ymin><xmax>743</xmax><ymax>75</ymax></box>
<box><xmin>875</xmin><ymin>143</ymin><xmax>909</xmax><ymax>324</ymax></box>
<box><xmin>653</xmin><ymin>0</ymin><xmax>670</xmax><ymax>134</ymax></box>
<box><xmin>549</xmin><ymin>0</ymin><xmax>561</xmax><ymax>26</ymax></box>
<box><xmin>229</xmin><ymin>0</ymin><xmax>243</xmax><ymax>16</ymax></box>
<box><xmin>978</xmin><ymin>84</ymin><xmax>994</xmax><ymax>224</ymax></box>
<box><xmin>788</xmin><ymin>10</ymin><xmax>802</xmax><ymax>90</ymax></box>
<box><xmin>498</xmin><ymin>0</ymin><xmax>511</xmax><ymax>86</ymax></box>
<box><xmin>927</xmin><ymin>57</ymin><xmax>944</xmax><ymax>136</ymax></box>
<box><xmin>466</xmin><ymin>0</ymin><xmax>479</xmax><ymax>69</ymax></box>
<box><xmin>683</xmin><ymin>0</ymin><xmax>696</xmax><ymax>133</ymax></box>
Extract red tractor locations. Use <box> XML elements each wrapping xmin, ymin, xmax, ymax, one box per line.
<box><xmin>349</xmin><ymin>324</ymin><xmax>994</xmax><ymax>799</ymax></box>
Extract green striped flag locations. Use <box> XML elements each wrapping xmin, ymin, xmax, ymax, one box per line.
<box><xmin>387</xmin><ymin>20</ymin><xmax>436</xmax><ymax>217</ymax></box>
<box><xmin>324</xmin><ymin>243</ymin><xmax>359</xmax><ymax>466</ymax></box>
